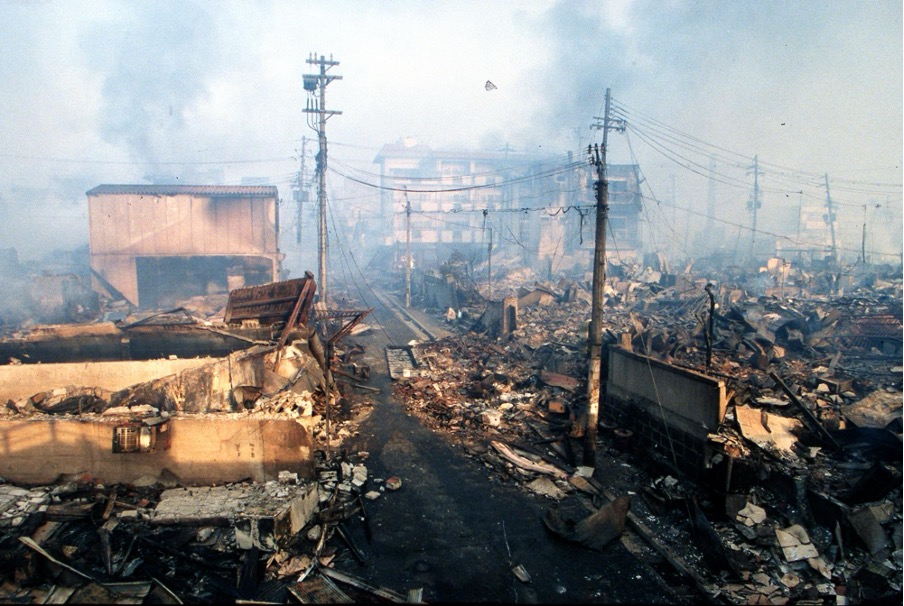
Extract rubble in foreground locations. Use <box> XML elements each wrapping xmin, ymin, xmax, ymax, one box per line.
<box><xmin>388</xmin><ymin>261</ymin><xmax>902</xmax><ymax>604</ymax></box>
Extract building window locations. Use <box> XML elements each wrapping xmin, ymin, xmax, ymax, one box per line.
<box><xmin>609</xmin><ymin>180</ymin><xmax>628</xmax><ymax>193</ymax></box>
<box><xmin>113</xmin><ymin>419</ymin><xmax>169</xmax><ymax>453</ymax></box>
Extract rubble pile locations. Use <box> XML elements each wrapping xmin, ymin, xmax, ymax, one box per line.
<box><xmin>395</xmin><ymin>267</ymin><xmax>902</xmax><ymax>604</ymax></box>
<box><xmin>0</xmin><ymin>450</ymin><xmax>416</xmax><ymax>604</ymax></box>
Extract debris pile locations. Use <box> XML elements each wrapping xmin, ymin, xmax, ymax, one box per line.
<box><xmin>393</xmin><ymin>265</ymin><xmax>902</xmax><ymax>604</ymax></box>
<box><xmin>0</xmin><ymin>449</ymin><xmax>419</xmax><ymax>604</ymax></box>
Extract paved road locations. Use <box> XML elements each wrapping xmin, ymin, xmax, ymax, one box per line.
<box><xmin>333</xmin><ymin>288</ymin><xmax>688</xmax><ymax>604</ymax></box>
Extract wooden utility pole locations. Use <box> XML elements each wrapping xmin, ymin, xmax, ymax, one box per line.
<box><xmin>585</xmin><ymin>87</ymin><xmax>623</xmax><ymax>466</ymax></box>
<box><xmin>404</xmin><ymin>188</ymin><xmax>411</xmax><ymax>308</ymax></box>
<box><xmin>302</xmin><ymin>53</ymin><xmax>341</xmax><ymax>305</ymax></box>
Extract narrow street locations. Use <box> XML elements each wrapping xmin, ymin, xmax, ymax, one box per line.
<box><xmin>329</xmin><ymin>286</ymin><xmax>693</xmax><ymax>604</ymax></box>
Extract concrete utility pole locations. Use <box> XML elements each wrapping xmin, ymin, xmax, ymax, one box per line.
<box><xmin>483</xmin><ymin>209</ymin><xmax>493</xmax><ymax>298</ymax></box>
<box><xmin>861</xmin><ymin>205</ymin><xmax>868</xmax><ymax>265</ymax></box>
<box><xmin>404</xmin><ymin>187</ymin><xmax>411</xmax><ymax>308</ymax></box>
<box><xmin>294</xmin><ymin>136</ymin><xmax>308</xmax><ymax>245</ymax></box>
<box><xmin>823</xmin><ymin>174</ymin><xmax>838</xmax><ymax>267</ymax></box>
<box><xmin>747</xmin><ymin>155</ymin><xmax>760</xmax><ymax>263</ymax></box>
<box><xmin>302</xmin><ymin>53</ymin><xmax>342</xmax><ymax>305</ymax></box>
<box><xmin>585</xmin><ymin>87</ymin><xmax>623</xmax><ymax>467</ymax></box>
<box><xmin>488</xmin><ymin>228</ymin><xmax>493</xmax><ymax>298</ymax></box>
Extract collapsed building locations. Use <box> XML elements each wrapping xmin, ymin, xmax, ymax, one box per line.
<box><xmin>387</xmin><ymin>258</ymin><xmax>902</xmax><ymax>604</ymax></box>
<box><xmin>0</xmin><ymin>275</ymin><xmax>327</xmax><ymax>485</ymax></box>
<box><xmin>0</xmin><ymin>168</ymin><xmax>900</xmax><ymax>603</ymax></box>
<box><xmin>0</xmin><ymin>265</ymin><xmax>390</xmax><ymax>602</ymax></box>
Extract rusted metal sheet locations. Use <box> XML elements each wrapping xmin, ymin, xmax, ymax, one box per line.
<box><xmin>224</xmin><ymin>274</ymin><xmax>316</xmax><ymax>326</ymax></box>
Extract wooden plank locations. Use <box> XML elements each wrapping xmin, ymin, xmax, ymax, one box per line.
<box><xmin>769</xmin><ymin>371</ymin><xmax>841</xmax><ymax>450</ymax></box>
<box><xmin>490</xmin><ymin>441</ymin><xmax>569</xmax><ymax>480</ymax></box>
<box><xmin>43</xmin><ymin>585</ymin><xmax>78</xmax><ymax>604</ymax></box>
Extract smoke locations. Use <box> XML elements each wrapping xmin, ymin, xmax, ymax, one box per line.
<box><xmin>81</xmin><ymin>2</ymin><xmax>228</xmax><ymax>176</ymax></box>
<box><xmin>526</xmin><ymin>0</ymin><xmax>902</xmax><ymax>260</ymax></box>
<box><xmin>0</xmin><ymin>1</ymin><xmax>898</xmax><ymax>265</ymax></box>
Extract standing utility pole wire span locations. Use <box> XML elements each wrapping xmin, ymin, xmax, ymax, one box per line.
<box><xmin>302</xmin><ymin>53</ymin><xmax>342</xmax><ymax>305</ymax></box>
<box><xmin>585</xmin><ymin>87</ymin><xmax>624</xmax><ymax>467</ymax></box>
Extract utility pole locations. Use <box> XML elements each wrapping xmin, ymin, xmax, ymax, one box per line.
<box><xmin>823</xmin><ymin>174</ymin><xmax>837</xmax><ymax>267</ymax></box>
<box><xmin>861</xmin><ymin>205</ymin><xmax>867</xmax><ymax>265</ymax></box>
<box><xmin>747</xmin><ymin>155</ymin><xmax>760</xmax><ymax>263</ymax></box>
<box><xmin>704</xmin><ymin>283</ymin><xmax>715</xmax><ymax>372</ymax></box>
<box><xmin>302</xmin><ymin>53</ymin><xmax>342</xmax><ymax>305</ymax></box>
<box><xmin>585</xmin><ymin>87</ymin><xmax>623</xmax><ymax>467</ymax></box>
<box><xmin>404</xmin><ymin>188</ymin><xmax>411</xmax><ymax>308</ymax></box>
<box><xmin>483</xmin><ymin>209</ymin><xmax>493</xmax><ymax>298</ymax></box>
<box><xmin>488</xmin><ymin>226</ymin><xmax>493</xmax><ymax>298</ymax></box>
<box><xmin>294</xmin><ymin>136</ymin><xmax>308</xmax><ymax>245</ymax></box>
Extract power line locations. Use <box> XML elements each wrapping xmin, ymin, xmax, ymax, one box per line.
<box><xmin>612</xmin><ymin>98</ymin><xmax>902</xmax><ymax>192</ymax></box>
<box><xmin>329</xmin><ymin>160</ymin><xmax>586</xmax><ymax>195</ymax></box>
<box><xmin>640</xmin><ymin>191</ymin><xmax>899</xmax><ymax>259</ymax></box>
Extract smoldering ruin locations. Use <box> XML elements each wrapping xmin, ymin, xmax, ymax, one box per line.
<box><xmin>0</xmin><ymin>132</ymin><xmax>899</xmax><ymax>605</ymax></box>
<box><xmin>0</xmin><ymin>17</ymin><xmax>901</xmax><ymax>602</ymax></box>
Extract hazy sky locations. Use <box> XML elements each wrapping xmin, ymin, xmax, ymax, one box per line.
<box><xmin>1</xmin><ymin>0</ymin><xmax>901</xmax><ymax>264</ymax></box>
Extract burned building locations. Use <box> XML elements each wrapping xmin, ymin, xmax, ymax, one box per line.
<box><xmin>373</xmin><ymin>140</ymin><xmax>644</xmax><ymax>278</ymax></box>
<box><xmin>87</xmin><ymin>184</ymin><xmax>282</xmax><ymax>308</ymax></box>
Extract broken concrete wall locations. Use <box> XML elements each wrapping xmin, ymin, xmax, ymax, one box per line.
<box><xmin>605</xmin><ymin>346</ymin><xmax>727</xmax><ymax>474</ymax></box>
<box><xmin>0</xmin><ymin>321</ymin><xmax>274</xmax><ymax>364</ymax></box>
<box><xmin>0</xmin><ymin>358</ymin><xmax>216</xmax><ymax>402</ymax></box>
<box><xmin>154</xmin><ymin>482</ymin><xmax>321</xmax><ymax>551</ymax></box>
<box><xmin>471</xmin><ymin>297</ymin><xmax>522</xmax><ymax>338</ymax></box>
<box><xmin>0</xmin><ymin>415</ymin><xmax>314</xmax><ymax>485</ymax></box>
<box><xmin>110</xmin><ymin>346</ymin><xmax>268</xmax><ymax>413</ymax></box>
<box><xmin>420</xmin><ymin>273</ymin><xmax>458</xmax><ymax>311</ymax></box>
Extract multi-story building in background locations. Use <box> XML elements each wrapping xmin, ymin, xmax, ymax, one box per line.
<box><xmin>372</xmin><ymin>139</ymin><xmax>643</xmax><ymax>279</ymax></box>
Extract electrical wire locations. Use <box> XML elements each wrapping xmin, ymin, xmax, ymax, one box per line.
<box><xmin>329</xmin><ymin>160</ymin><xmax>586</xmax><ymax>195</ymax></box>
<box><xmin>611</xmin><ymin>98</ymin><xmax>902</xmax><ymax>206</ymax></box>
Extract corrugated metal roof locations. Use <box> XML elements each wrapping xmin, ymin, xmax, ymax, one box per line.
<box><xmin>86</xmin><ymin>184</ymin><xmax>278</xmax><ymax>197</ymax></box>
<box><xmin>850</xmin><ymin>315</ymin><xmax>903</xmax><ymax>340</ymax></box>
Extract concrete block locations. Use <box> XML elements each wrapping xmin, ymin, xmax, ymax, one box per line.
<box><xmin>606</xmin><ymin>347</ymin><xmax>726</xmax><ymax>439</ymax></box>
<box><xmin>155</xmin><ymin>482</ymin><xmax>319</xmax><ymax>552</ymax></box>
